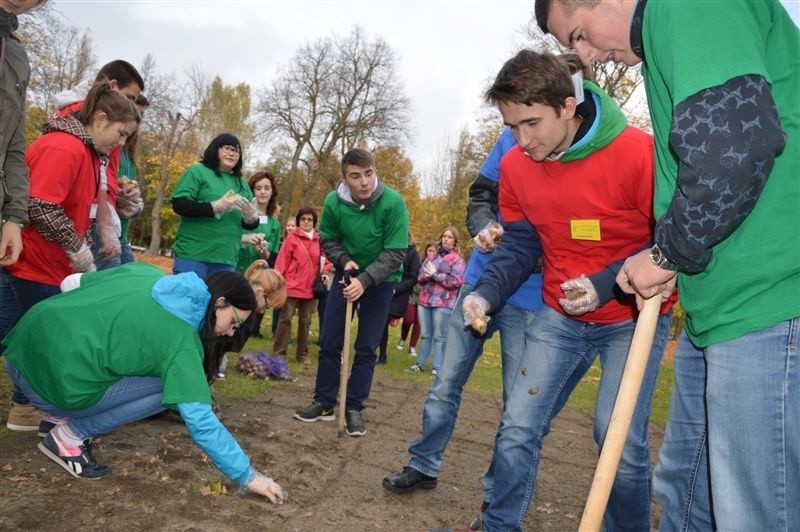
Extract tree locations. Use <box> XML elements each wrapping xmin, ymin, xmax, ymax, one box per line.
<box><xmin>197</xmin><ymin>76</ymin><xmax>255</xmax><ymax>150</ymax></box>
<box><xmin>255</xmin><ymin>26</ymin><xmax>411</xmax><ymax>216</ymax></box>
<box><xmin>17</xmin><ymin>9</ymin><xmax>96</xmax><ymax>114</ymax></box>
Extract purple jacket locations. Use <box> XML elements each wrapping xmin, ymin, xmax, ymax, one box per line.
<box><xmin>417</xmin><ymin>247</ymin><xmax>465</xmax><ymax>309</ymax></box>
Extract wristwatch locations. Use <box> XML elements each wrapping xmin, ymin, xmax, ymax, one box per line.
<box><xmin>650</xmin><ymin>244</ymin><xmax>679</xmax><ymax>271</ymax></box>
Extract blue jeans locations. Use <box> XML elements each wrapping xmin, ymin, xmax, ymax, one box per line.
<box><xmin>0</xmin><ymin>269</ymin><xmax>61</xmax><ymax>404</ymax></box>
<box><xmin>416</xmin><ymin>305</ymin><xmax>452</xmax><ymax>372</ymax></box>
<box><xmin>6</xmin><ymin>359</ymin><xmax>165</xmax><ymax>440</ymax></box>
<box><xmin>483</xmin><ymin>305</ymin><xmax>671</xmax><ymax>532</ymax></box>
<box><xmin>313</xmin><ymin>271</ymin><xmax>394</xmax><ymax>411</ymax></box>
<box><xmin>408</xmin><ymin>283</ymin><xmax>535</xmax><ymax>499</ymax></box>
<box><xmin>119</xmin><ymin>242</ymin><xmax>135</xmax><ymax>264</ymax></box>
<box><xmin>172</xmin><ymin>257</ymin><xmax>234</xmax><ymax>278</ymax></box>
<box><xmin>654</xmin><ymin>320</ymin><xmax>800</xmax><ymax>532</ymax></box>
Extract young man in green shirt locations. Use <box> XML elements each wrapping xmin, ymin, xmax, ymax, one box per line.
<box><xmin>538</xmin><ymin>1</ymin><xmax>799</xmax><ymax>529</ymax></box>
<box><xmin>294</xmin><ymin>148</ymin><xmax>409</xmax><ymax>437</ymax></box>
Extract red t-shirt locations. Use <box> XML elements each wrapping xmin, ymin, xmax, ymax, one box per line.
<box><xmin>499</xmin><ymin>126</ymin><xmax>673</xmax><ymax>324</ymax></box>
<box><xmin>8</xmin><ymin>132</ymin><xmax>99</xmax><ymax>285</ymax></box>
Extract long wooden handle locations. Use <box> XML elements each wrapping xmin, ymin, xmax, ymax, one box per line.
<box><xmin>579</xmin><ymin>296</ymin><xmax>662</xmax><ymax>531</ymax></box>
<box><xmin>337</xmin><ymin>300</ymin><xmax>354</xmax><ymax>437</ymax></box>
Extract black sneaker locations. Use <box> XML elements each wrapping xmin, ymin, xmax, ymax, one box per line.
<box><xmin>345</xmin><ymin>410</ymin><xmax>366</xmax><ymax>437</ymax></box>
<box><xmin>469</xmin><ymin>500</ymin><xmax>489</xmax><ymax>530</ymax></box>
<box><xmin>383</xmin><ymin>466</ymin><xmax>437</xmax><ymax>494</ymax></box>
<box><xmin>38</xmin><ymin>432</ymin><xmax>111</xmax><ymax>480</ymax></box>
<box><xmin>294</xmin><ymin>401</ymin><xmax>335</xmax><ymax>422</ymax></box>
<box><xmin>38</xmin><ymin>419</ymin><xmax>56</xmax><ymax>438</ymax></box>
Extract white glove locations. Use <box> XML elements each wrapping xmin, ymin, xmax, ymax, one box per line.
<box><xmin>423</xmin><ymin>262</ymin><xmax>437</xmax><ymax>277</ymax></box>
<box><xmin>67</xmin><ymin>241</ymin><xmax>96</xmax><ymax>273</ymax></box>
<box><xmin>60</xmin><ymin>273</ymin><xmax>84</xmax><ymax>292</ymax></box>
<box><xmin>117</xmin><ymin>180</ymin><xmax>144</xmax><ymax>218</ymax></box>
<box><xmin>234</xmin><ymin>197</ymin><xmax>259</xmax><ymax>224</ymax></box>
<box><xmin>241</xmin><ymin>233</ymin><xmax>266</xmax><ymax>246</ymax></box>
<box><xmin>97</xmin><ymin>220</ymin><xmax>121</xmax><ymax>259</ymax></box>
<box><xmin>211</xmin><ymin>190</ymin><xmax>240</xmax><ymax>218</ymax></box>
<box><xmin>462</xmin><ymin>293</ymin><xmax>491</xmax><ymax>334</ymax></box>
<box><xmin>558</xmin><ymin>274</ymin><xmax>600</xmax><ymax>315</ymax></box>
<box><xmin>242</xmin><ymin>469</ymin><xmax>287</xmax><ymax>504</ymax></box>
<box><xmin>473</xmin><ymin>220</ymin><xmax>504</xmax><ymax>252</ymax></box>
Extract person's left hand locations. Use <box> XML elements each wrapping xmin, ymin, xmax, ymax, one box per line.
<box><xmin>234</xmin><ymin>197</ymin><xmax>259</xmax><ymax>224</ymax></box>
<box><xmin>558</xmin><ymin>275</ymin><xmax>600</xmax><ymax>315</ymax></box>
<box><xmin>97</xmin><ymin>222</ymin><xmax>121</xmax><ymax>259</ymax></box>
<box><xmin>243</xmin><ymin>470</ymin><xmax>288</xmax><ymax>504</ymax></box>
<box><xmin>0</xmin><ymin>221</ymin><xmax>23</xmax><ymax>266</ymax></box>
<box><xmin>473</xmin><ymin>220</ymin><xmax>504</xmax><ymax>252</ymax></box>
<box><xmin>423</xmin><ymin>262</ymin><xmax>436</xmax><ymax>277</ymax></box>
<box><xmin>616</xmin><ymin>249</ymin><xmax>677</xmax><ymax>310</ymax></box>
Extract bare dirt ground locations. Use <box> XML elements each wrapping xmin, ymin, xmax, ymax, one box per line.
<box><xmin>0</xmin><ymin>369</ymin><xmax>664</xmax><ymax>531</ymax></box>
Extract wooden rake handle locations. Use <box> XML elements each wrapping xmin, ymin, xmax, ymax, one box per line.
<box><xmin>337</xmin><ymin>299</ymin><xmax>354</xmax><ymax>437</ymax></box>
<box><xmin>579</xmin><ymin>296</ymin><xmax>662</xmax><ymax>531</ymax></box>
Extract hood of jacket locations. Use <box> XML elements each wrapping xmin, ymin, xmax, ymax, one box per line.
<box><xmin>150</xmin><ymin>272</ymin><xmax>211</xmax><ymax>330</ymax></box>
<box><xmin>53</xmin><ymin>81</ymin><xmax>90</xmax><ymax>111</ymax></box>
<box><xmin>335</xmin><ymin>176</ymin><xmax>385</xmax><ymax>210</ymax></box>
<box><xmin>559</xmin><ymin>80</ymin><xmax>628</xmax><ymax>163</ymax></box>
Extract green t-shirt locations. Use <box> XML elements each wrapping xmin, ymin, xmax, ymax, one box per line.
<box><xmin>235</xmin><ymin>214</ymin><xmax>281</xmax><ymax>274</ymax></box>
<box><xmin>318</xmin><ymin>185</ymin><xmax>409</xmax><ymax>283</ymax></box>
<box><xmin>118</xmin><ymin>150</ymin><xmax>137</xmax><ymax>245</ymax></box>
<box><xmin>642</xmin><ymin>0</ymin><xmax>800</xmax><ymax>346</ymax></box>
<box><xmin>171</xmin><ymin>163</ymin><xmax>254</xmax><ymax>265</ymax></box>
<box><xmin>4</xmin><ymin>263</ymin><xmax>211</xmax><ymax>410</ymax></box>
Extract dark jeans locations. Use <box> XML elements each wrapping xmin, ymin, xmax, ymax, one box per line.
<box><xmin>313</xmin><ymin>272</ymin><xmax>394</xmax><ymax>411</ymax></box>
<box><xmin>0</xmin><ymin>269</ymin><xmax>61</xmax><ymax>404</ymax></box>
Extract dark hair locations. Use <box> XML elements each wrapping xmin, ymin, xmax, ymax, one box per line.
<box><xmin>341</xmin><ymin>148</ymin><xmax>375</xmax><ymax>174</ymax></box>
<box><xmin>95</xmin><ymin>59</ymin><xmax>145</xmax><ymax>93</ymax></box>
<box><xmin>560</xmin><ymin>52</ymin><xmax>594</xmax><ymax>81</ymax></box>
<box><xmin>535</xmin><ymin>0</ymin><xmax>600</xmax><ymax>34</ymax></box>
<box><xmin>202</xmin><ymin>133</ymin><xmax>243</xmax><ymax>177</ymax></box>
<box><xmin>134</xmin><ymin>93</ymin><xmax>150</xmax><ymax>107</ymax></box>
<box><xmin>75</xmin><ymin>80</ymin><xmax>140</xmax><ymax>128</ymax></box>
<box><xmin>199</xmin><ymin>271</ymin><xmax>256</xmax><ymax>381</ymax></box>
<box><xmin>248</xmin><ymin>171</ymin><xmax>278</xmax><ymax>216</ymax></box>
<box><xmin>295</xmin><ymin>205</ymin><xmax>318</xmax><ymax>227</ymax></box>
<box><xmin>485</xmin><ymin>50</ymin><xmax>574</xmax><ymax>112</ymax></box>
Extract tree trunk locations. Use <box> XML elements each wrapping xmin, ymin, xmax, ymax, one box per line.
<box><xmin>146</xmin><ymin>112</ymin><xmax>182</xmax><ymax>255</ymax></box>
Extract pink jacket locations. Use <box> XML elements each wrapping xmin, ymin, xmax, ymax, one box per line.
<box><xmin>275</xmin><ymin>228</ymin><xmax>330</xmax><ymax>299</ymax></box>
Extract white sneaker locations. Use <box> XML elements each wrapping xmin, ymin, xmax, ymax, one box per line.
<box><xmin>407</xmin><ymin>364</ymin><xmax>422</xmax><ymax>373</ymax></box>
<box><xmin>409</xmin><ymin>347</ymin><xmax>417</xmax><ymax>357</ymax></box>
<box><xmin>431</xmin><ymin>369</ymin><xmax>438</xmax><ymax>376</ymax></box>
<box><xmin>395</xmin><ymin>340</ymin><xmax>405</xmax><ymax>351</ymax></box>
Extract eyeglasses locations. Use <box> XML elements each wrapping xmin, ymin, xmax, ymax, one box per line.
<box><xmin>231</xmin><ymin>306</ymin><xmax>245</xmax><ymax>330</ymax></box>
<box><xmin>220</xmin><ymin>145</ymin><xmax>240</xmax><ymax>155</ymax></box>
<box><xmin>299</xmin><ymin>216</ymin><xmax>314</xmax><ymax>222</ymax></box>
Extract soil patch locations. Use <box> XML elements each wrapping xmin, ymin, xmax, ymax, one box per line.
<box><xmin>0</xmin><ymin>370</ymin><xmax>664</xmax><ymax>531</ymax></box>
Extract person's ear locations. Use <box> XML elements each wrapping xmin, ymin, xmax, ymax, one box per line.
<box><xmin>562</xmin><ymin>96</ymin><xmax>578</xmax><ymax>120</ymax></box>
<box><xmin>214</xmin><ymin>296</ymin><xmax>228</xmax><ymax>308</ymax></box>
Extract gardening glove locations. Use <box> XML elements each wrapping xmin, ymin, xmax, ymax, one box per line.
<box><xmin>473</xmin><ymin>220</ymin><xmax>504</xmax><ymax>253</ymax></box>
<box><xmin>558</xmin><ymin>274</ymin><xmax>600</xmax><ymax>315</ymax></box>
<box><xmin>211</xmin><ymin>190</ymin><xmax>240</xmax><ymax>218</ymax></box>
<box><xmin>241</xmin><ymin>233</ymin><xmax>266</xmax><ymax>247</ymax></box>
<box><xmin>97</xmin><ymin>204</ymin><xmax>122</xmax><ymax>259</ymax></box>
<box><xmin>234</xmin><ymin>197</ymin><xmax>259</xmax><ymax>224</ymax></box>
<box><xmin>462</xmin><ymin>293</ymin><xmax>491</xmax><ymax>334</ymax></box>
<box><xmin>116</xmin><ymin>179</ymin><xmax>144</xmax><ymax>218</ymax></box>
<box><xmin>67</xmin><ymin>241</ymin><xmax>96</xmax><ymax>273</ymax></box>
<box><xmin>242</xmin><ymin>469</ymin><xmax>288</xmax><ymax>505</ymax></box>
<box><xmin>423</xmin><ymin>261</ymin><xmax>437</xmax><ymax>277</ymax></box>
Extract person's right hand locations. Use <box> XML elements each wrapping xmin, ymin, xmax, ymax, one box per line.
<box><xmin>423</xmin><ymin>262</ymin><xmax>437</xmax><ymax>277</ymax></box>
<box><xmin>244</xmin><ymin>470</ymin><xmax>287</xmax><ymax>504</ymax></box>
<box><xmin>473</xmin><ymin>220</ymin><xmax>504</xmax><ymax>252</ymax></box>
<box><xmin>462</xmin><ymin>293</ymin><xmax>490</xmax><ymax>334</ymax></box>
<box><xmin>241</xmin><ymin>233</ymin><xmax>266</xmax><ymax>246</ymax></box>
<box><xmin>211</xmin><ymin>190</ymin><xmax>240</xmax><ymax>217</ymax></box>
<box><xmin>67</xmin><ymin>241</ymin><xmax>96</xmax><ymax>273</ymax></box>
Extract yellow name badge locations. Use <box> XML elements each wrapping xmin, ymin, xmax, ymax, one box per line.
<box><xmin>570</xmin><ymin>219</ymin><xmax>601</xmax><ymax>241</ymax></box>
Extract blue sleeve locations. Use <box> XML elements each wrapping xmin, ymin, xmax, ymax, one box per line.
<box><xmin>467</xmin><ymin>128</ymin><xmax>519</xmax><ymax>237</ymax></box>
<box><xmin>473</xmin><ymin>218</ymin><xmax>542</xmax><ymax>312</ymax></box>
<box><xmin>177</xmin><ymin>402</ymin><xmax>253</xmax><ymax>485</ymax></box>
<box><xmin>478</xmin><ymin>128</ymin><xmax>518</xmax><ymax>181</ymax></box>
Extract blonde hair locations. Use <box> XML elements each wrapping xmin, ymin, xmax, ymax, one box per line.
<box><xmin>244</xmin><ymin>260</ymin><xmax>287</xmax><ymax>310</ymax></box>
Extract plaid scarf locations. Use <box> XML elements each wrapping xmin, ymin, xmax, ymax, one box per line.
<box><xmin>42</xmin><ymin>115</ymin><xmax>109</xmax><ymax>164</ymax></box>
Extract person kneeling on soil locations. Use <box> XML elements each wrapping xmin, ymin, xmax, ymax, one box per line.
<box><xmin>2</xmin><ymin>262</ymin><xmax>286</xmax><ymax>503</ymax></box>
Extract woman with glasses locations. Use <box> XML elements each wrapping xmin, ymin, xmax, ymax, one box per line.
<box><xmin>272</xmin><ymin>206</ymin><xmax>330</xmax><ymax>366</ymax></box>
<box><xmin>171</xmin><ymin>133</ymin><xmax>259</xmax><ymax>278</ymax></box>
<box><xmin>3</xmin><ymin>262</ymin><xmax>286</xmax><ymax>503</ymax></box>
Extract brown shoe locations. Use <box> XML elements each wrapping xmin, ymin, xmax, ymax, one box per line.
<box><xmin>6</xmin><ymin>401</ymin><xmax>42</xmax><ymax>432</ymax></box>
<box><xmin>298</xmin><ymin>356</ymin><xmax>312</xmax><ymax>366</ymax></box>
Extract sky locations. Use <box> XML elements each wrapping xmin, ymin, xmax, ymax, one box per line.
<box><xmin>50</xmin><ymin>0</ymin><xmax>800</xmax><ymax>177</ymax></box>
